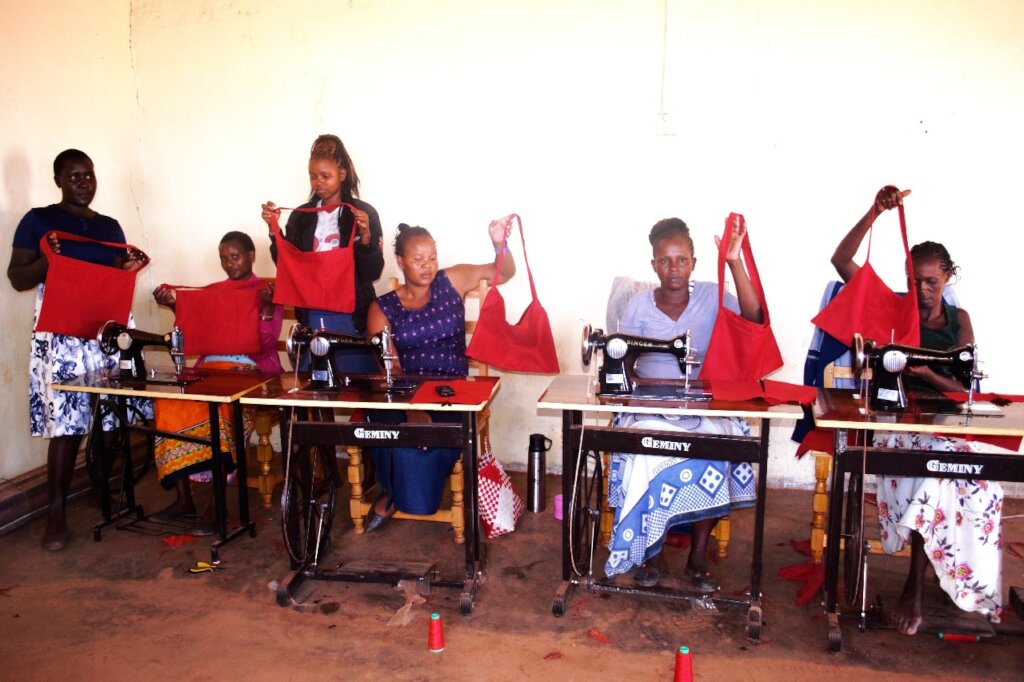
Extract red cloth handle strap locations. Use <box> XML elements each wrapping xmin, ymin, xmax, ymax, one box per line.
<box><xmin>268</xmin><ymin>202</ymin><xmax>359</xmax><ymax>249</ymax></box>
<box><xmin>160</xmin><ymin>278</ymin><xmax>264</xmax><ymax>292</ymax></box>
<box><xmin>863</xmin><ymin>188</ymin><xmax>917</xmax><ymax>304</ymax></box>
<box><xmin>715</xmin><ymin>213</ymin><xmax>771</xmax><ymax>322</ymax></box>
<box><xmin>491</xmin><ymin>214</ymin><xmax>539</xmax><ymax>300</ymax></box>
<box><xmin>39</xmin><ymin>230</ymin><xmax>145</xmax><ymax>262</ymax></box>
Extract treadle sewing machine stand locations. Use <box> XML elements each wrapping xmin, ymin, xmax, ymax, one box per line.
<box><xmin>242</xmin><ymin>374</ymin><xmax>498</xmax><ymax>615</ymax></box>
<box><xmin>52</xmin><ymin>367</ymin><xmax>271</xmax><ymax>563</ymax></box>
<box><xmin>815</xmin><ymin>388</ymin><xmax>1024</xmax><ymax>652</ymax></box>
<box><xmin>538</xmin><ymin>375</ymin><xmax>803</xmax><ymax>642</ymax></box>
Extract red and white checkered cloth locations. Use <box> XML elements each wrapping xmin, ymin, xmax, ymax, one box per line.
<box><xmin>478</xmin><ymin>435</ymin><xmax>524</xmax><ymax>539</ymax></box>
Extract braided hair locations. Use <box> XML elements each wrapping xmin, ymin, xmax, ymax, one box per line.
<box><xmin>911</xmin><ymin>241</ymin><xmax>959</xmax><ymax>280</ymax></box>
<box><xmin>309</xmin><ymin>134</ymin><xmax>360</xmax><ymax>201</ymax></box>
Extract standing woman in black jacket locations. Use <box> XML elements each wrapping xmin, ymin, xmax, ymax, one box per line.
<box><xmin>262</xmin><ymin>134</ymin><xmax>384</xmax><ymax>371</ymax></box>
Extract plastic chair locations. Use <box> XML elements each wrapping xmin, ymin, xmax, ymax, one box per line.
<box><xmin>597</xmin><ymin>276</ymin><xmax>730</xmax><ymax>558</ymax></box>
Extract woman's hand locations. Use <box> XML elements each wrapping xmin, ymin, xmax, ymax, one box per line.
<box><xmin>121</xmin><ymin>247</ymin><xmax>150</xmax><ymax>272</ymax></box>
<box><xmin>714</xmin><ymin>214</ymin><xmax>747</xmax><ymax>262</ymax></box>
<box><xmin>45</xmin><ymin>233</ymin><xmax>62</xmax><ymax>256</ymax></box>
<box><xmin>351</xmin><ymin>208</ymin><xmax>371</xmax><ymax>245</ymax></box>
<box><xmin>488</xmin><ymin>214</ymin><xmax>514</xmax><ymax>247</ymax></box>
<box><xmin>153</xmin><ymin>284</ymin><xmax>177</xmax><ymax>307</ymax></box>
<box><xmin>259</xmin><ymin>281</ymin><xmax>275</xmax><ymax>316</ymax></box>
<box><xmin>874</xmin><ymin>186</ymin><xmax>912</xmax><ymax>213</ymax></box>
<box><xmin>261</xmin><ymin>201</ymin><xmax>281</xmax><ymax>228</ymax></box>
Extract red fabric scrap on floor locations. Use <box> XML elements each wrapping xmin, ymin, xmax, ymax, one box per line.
<box><xmin>777</xmin><ymin>538</ymin><xmax>824</xmax><ymax>606</ymax></box>
<box><xmin>161</xmin><ymin>534</ymin><xmax>199</xmax><ymax>548</ymax></box>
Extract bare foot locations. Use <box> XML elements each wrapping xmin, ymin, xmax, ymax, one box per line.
<box><xmin>893</xmin><ymin>578</ymin><xmax>924</xmax><ymax>635</ymax></box>
<box><xmin>40</xmin><ymin>517</ymin><xmax>68</xmax><ymax>551</ymax></box>
<box><xmin>154</xmin><ymin>500</ymin><xmax>197</xmax><ymax>518</ymax></box>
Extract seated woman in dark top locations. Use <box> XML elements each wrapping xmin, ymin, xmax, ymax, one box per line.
<box><xmin>830</xmin><ymin>185</ymin><xmax>1000</xmax><ymax>635</ymax></box>
<box><xmin>361</xmin><ymin>218</ymin><xmax>515</xmax><ymax>530</ymax></box>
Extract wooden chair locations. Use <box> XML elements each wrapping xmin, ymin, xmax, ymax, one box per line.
<box><xmin>346</xmin><ymin>277</ymin><xmax>491</xmax><ymax>543</ymax></box>
<box><xmin>808</xmin><ymin>362</ymin><xmax>912</xmax><ymax>563</ymax></box>
<box><xmin>597</xmin><ymin>276</ymin><xmax>730</xmax><ymax>558</ymax></box>
<box><xmin>247</xmin><ymin>284</ymin><xmax>294</xmax><ymax>508</ymax></box>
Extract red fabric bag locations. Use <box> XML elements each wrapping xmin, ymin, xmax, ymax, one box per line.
<box><xmin>811</xmin><ymin>199</ymin><xmax>920</xmax><ymax>347</ymax></box>
<box><xmin>270</xmin><ymin>204</ymin><xmax>357</xmax><ymax>313</ymax></box>
<box><xmin>172</xmin><ymin>279</ymin><xmax>262</xmax><ymax>356</ymax></box>
<box><xmin>35</xmin><ymin>231</ymin><xmax>144</xmax><ymax>338</ymax></box>
<box><xmin>466</xmin><ymin>215</ymin><xmax>559</xmax><ymax>374</ymax></box>
<box><xmin>700</xmin><ymin>213</ymin><xmax>783</xmax><ymax>382</ymax></box>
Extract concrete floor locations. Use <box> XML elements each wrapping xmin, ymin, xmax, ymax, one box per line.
<box><xmin>1</xmin><ymin>468</ymin><xmax>1022</xmax><ymax>681</ymax></box>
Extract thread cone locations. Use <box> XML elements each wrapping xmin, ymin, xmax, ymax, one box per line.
<box><xmin>673</xmin><ymin>645</ymin><xmax>692</xmax><ymax>682</ymax></box>
<box><xmin>428</xmin><ymin>612</ymin><xmax>445</xmax><ymax>653</ymax></box>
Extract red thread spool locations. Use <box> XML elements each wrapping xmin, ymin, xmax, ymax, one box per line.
<box><xmin>673</xmin><ymin>645</ymin><xmax>693</xmax><ymax>682</ymax></box>
<box><xmin>428</xmin><ymin>612</ymin><xmax>445</xmax><ymax>653</ymax></box>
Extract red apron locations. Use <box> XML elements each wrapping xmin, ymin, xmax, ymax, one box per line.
<box><xmin>270</xmin><ymin>203</ymin><xmax>358</xmax><ymax>313</ymax></box>
<box><xmin>700</xmin><ymin>213</ymin><xmax>783</xmax><ymax>382</ymax></box>
<box><xmin>811</xmin><ymin>202</ymin><xmax>920</xmax><ymax>347</ymax></box>
<box><xmin>466</xmin><ymin>215</ymin><xmax>560</xmax><ymax>374</ymax></box>
<box><xmin>35</xmin><ymin>231</ymin><xmax>144</xmax><ymax>339</ymax></box>
<box><xmin>172</xmin><ymin>278</ymin><xmax>263</xmax><ymax>356</ymax></box>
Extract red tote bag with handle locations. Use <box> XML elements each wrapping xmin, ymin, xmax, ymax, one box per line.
<box><xmin>811</xmin><ymin>193</ymin><xmax>920</xmax><ymax>347</ymax></box>
<box><xmin>35</xmin><ymin>231</ymin><xmax>144</xmax><ymax>338</ymax></box>
<box><xmin>172</xmin><ymin>279</ymin><xmax>263</xmax><ymax>356</ymax></box>
<box><xmin>270</xmin><ymin>203</ymin><xmax>358</xmax><ymax>313</ymax></box>
<box><xmin>700</xmin><ymin>213</ymin><xmax>783</xmax><ymax>382</ymax></box>
<box><xmin>466</xmin><ymin>215</ymin><xmax>560</xmax><ymax>374</ymax></box>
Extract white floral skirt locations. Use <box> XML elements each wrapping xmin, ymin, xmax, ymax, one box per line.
<box><xmin>28</xmin><ymin>284</ymin><xmax>151</xmax><ymax>437</ymax></box>
<box><xmin>874</xmin><ymin>431</ymin><xmax>1003</xmax><ymax>618</ymax></box>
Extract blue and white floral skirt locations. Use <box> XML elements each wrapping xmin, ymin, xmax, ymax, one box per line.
<box><xmin>605</xmin><ymin>413</ymin><xmax>755</xmax><ymax>578</ymax></box>
<box><xmin>28</xmin><ymin>284</ymin><xmax>151</xmax><ymax>438</ymax></box>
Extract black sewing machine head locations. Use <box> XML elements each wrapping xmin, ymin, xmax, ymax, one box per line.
<box><xmin>285</xmin><ymin>323</ymin><xmax>399</xmax><ymax>391</ymax></box>
<box><xmin>851</xmin><ymin>332</ymin><xmax>979</xmax><ymax>412</ymax></box>
<box><xmin>581</xmin><ymin>323</ymin><xmax>703</xmax><ymax>396</ymax></box>
<box><xmin>99</xmin><ymin>321</ymin><xmax>185</xmax><ymax>381</ymax></box>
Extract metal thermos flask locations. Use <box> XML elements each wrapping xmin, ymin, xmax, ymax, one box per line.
<box><xmin>527</xmin><ymin>433</ymin><xmax>552</xmax><ymax>513</ymax></box>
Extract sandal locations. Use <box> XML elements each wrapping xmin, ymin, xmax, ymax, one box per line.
<box><xmin>633</xmin><ymin>563</ymin><xmax>661</xmax><ymax>587</ymax></box>
<box><xmin>686</xmin><ymin>565</ymin><xmax>718</xmax><ymax>592</ymax></box>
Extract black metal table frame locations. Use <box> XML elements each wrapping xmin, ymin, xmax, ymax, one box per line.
<box><xmin>278</xmin><ymin>408</ymin><xmax>486</xmax><ymax>615</ymax></box>
<box><xmin>552</xmin><ymin>409</ymin><xmax>771</xmax><ymax>641</ymax></box>
<box><xmin>89</xmin><ymin>393</ymin><xmax>254</xmax><ymax>563</ymax></box>
<box><xmin>823</xmin><ymin>427</ymin><xmax>1024</xmax><ymax>651</ymax></box>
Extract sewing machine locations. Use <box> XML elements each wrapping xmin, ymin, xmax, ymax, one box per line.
<box><xmin>580</xmin><ymin>323</ymin><xmax>707</xmax><ymax>398</ymax></box>
<box><xmin>285</xmin><ymin>323</ymin><xmax>406</xmax><ymax>392</ymax></box>
<box><xmin>99</xmin><ymin>321</ymin><xmax>190</xmax><ymax>384</ymax></box>
<box><xmin>850</xmin><ymin>332</ymin><xmax>983</xmax><ymax>413</ymax></box>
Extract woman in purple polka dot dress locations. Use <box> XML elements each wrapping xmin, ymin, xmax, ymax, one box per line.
<box><xmin>361</xmin><ymin>218</ymin><xmax>517</xmax><ymax>530</ymax></box>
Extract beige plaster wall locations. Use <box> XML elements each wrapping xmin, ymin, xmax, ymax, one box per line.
<box><xmin>3</xmin><ymin>0</ymin><xmax>1023</xmax><ymax>487</ymax></box>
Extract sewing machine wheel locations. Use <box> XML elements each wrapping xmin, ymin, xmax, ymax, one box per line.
<box><xmin>580</xmin><ymin>324</ymin><xmax>594</xmax><ymax>366</ymax></box>
<box><xmin>98</xmin><ymin>320</ymin><xmax>121</xmax><ymax>355</ymax></box>
<box><xmin>281</xmin><ymin>444</ymin><xmax>339</xmax><ymax>569</ymax></box>
<box><xmin>568</xmin><ymin>449</ymin><xmax>603</xmax><ymax>578</ymax></box>
<box><xmin>842</xmin><ymin>470</ymin><xmax>867</xmax><ymax>609</ymax></box>
<box><xmin>284</xmin><ymin>322</ymin><xmax>302</xmax><ymax>360</ymax></box>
